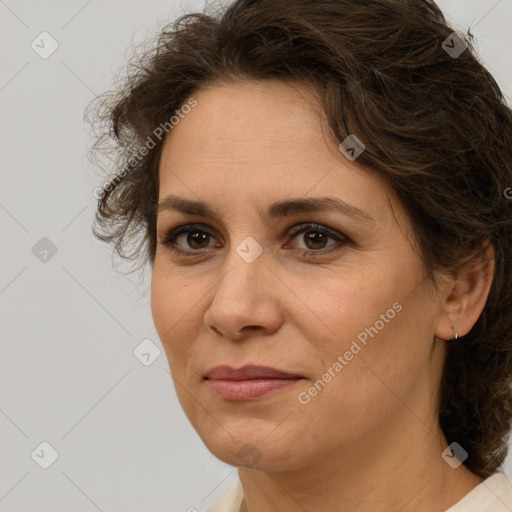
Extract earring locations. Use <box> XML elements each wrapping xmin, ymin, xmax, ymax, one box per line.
<box><xmin>449</xmin><ymin>325</ymin><xmax>459</xmax><ymax>342</ymax></box>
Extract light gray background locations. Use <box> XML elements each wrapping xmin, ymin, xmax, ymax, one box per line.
<box><xmin>1</xmin><ymin>1</ymin><xmax>512</xmax><ymax>511</ymax></box>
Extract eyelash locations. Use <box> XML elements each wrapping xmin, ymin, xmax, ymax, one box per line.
<box><xmin>158</xmin><ymin>222</ymin><xmax>350</xmax><ymax>257</ymax></box>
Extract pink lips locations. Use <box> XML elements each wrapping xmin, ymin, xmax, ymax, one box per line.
<box><xmin>204</xmin><ymin>365</ymin><xmax>304</xmax><ymax>401</ymax></box>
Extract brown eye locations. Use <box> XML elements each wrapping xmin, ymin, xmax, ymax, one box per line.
<box><xmin>159</xmin><ymin>224</ymin><xmax>217</xmax><ymax>253</ymax></box>
<box><xmin>285</xmin><ymin>223</ymin><xmax>350</xmax><ymax>255</ymax></box>
<box><xmin>301</xmin><ymin>231</ymin><xmax>331</xmax><ymax>250</ymax></box>
<box><xmin>184</xmin><ymin>231</ymin><xmax>211</xmax><ymax>250</ymax></box>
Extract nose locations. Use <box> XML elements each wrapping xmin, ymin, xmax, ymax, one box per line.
<box><xmin>203</xmin><ymin>246</ymin><xmax>284</xmax><ymax>340</ymax></box>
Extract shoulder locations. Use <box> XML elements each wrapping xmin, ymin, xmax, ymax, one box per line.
<box><xmin>446</xmin><ymin>471</ymin><xmax>512</xmax><ymax>511</ymax></box>
<box><xmin>205</xmin><ymin>480</ymin><xmax>244</xmax><ymax>512</ymax></box>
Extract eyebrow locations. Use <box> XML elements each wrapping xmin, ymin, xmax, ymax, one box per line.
<box><xmin>157</xmin><ymin>194</ymin><xmax>374</xmax><ymax>224</ymax></box>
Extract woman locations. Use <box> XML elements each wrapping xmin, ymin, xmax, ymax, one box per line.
<box><xmin>87</xmin><ymin>0</ymin><xmax>512</xmax><ymax>510</ymax></box>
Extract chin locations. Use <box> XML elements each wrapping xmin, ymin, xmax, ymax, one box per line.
<box><xmin>195</xmin><ymin>422</ymin><xmax>305</xmax><ymax>471</ymax></box>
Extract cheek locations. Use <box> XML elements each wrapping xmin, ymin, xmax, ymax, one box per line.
<box><xmin>151</xmin><ymin>262</ymin><xmax>192</xmax><ymax>330</ymax></box>
<box><xmin>284</xmin><ymin>266</ymin><xmax>401</xmax><ymax>349</ymax></box>
<box><xmin>150</xmin><ymin>265</ymin><xmax>206</xmax><ymax>370</ymax></box>
<box><xmin>150</xmin><ymin>267</ymin><xmax>207</xmax><ymax>426</ymax></box>
<box><xmin>151</xmin><ymin>267</ymin><xmax>187</xmax><ymax>360</ymax></box>
<box><xmin>312</xmin><ymin>278</ymin><xmax>438</xmax><ymax>417</ymax></box>
<box><xmin>150</xmin><ymin>267</ymin><xmax>172</xmax><ymax>336</ymax></box>
<box><xmin>293</xmin><ymin>259</ymin><xmax>429</xmax><ymax>387</ymax></box>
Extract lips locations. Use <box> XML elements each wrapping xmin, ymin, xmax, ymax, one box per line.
<box><xmin>204</xmin><ymin>365</ymin><xmax>303</xmax><ymax>380</ymax></box>
<box><xmin>204</xmin><ymin>365</ymin><xmax>304</xmax><ymax>401</ymax></box>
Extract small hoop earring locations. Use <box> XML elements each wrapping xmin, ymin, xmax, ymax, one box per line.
<box><xmin>449</xmin><ymin>325</ymin><xmax>459</xmax><ymax>342</ymax></box>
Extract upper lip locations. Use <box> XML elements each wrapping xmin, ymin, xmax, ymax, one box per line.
<box><xmin>204</xmin><ymin>365</ymin><xmax>303</xmax><ymax>380</ymax></box>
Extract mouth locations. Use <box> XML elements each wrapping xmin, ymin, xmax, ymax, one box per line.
<box><xmin>204</xmin><ymin>365</ymin><xmax>305</xmax><ymax>401</ymax></box>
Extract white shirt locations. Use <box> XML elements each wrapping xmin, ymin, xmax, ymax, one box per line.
<box><xmin>206</xmin><ymin>471</ymin><xmax>512</xmax><ymax>512</ymax></box>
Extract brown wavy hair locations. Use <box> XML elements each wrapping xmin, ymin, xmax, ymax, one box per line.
<box><xmin>86</xmin><ymin>0</ymin><xmax>512</xmax><ymax>478</ymax></box>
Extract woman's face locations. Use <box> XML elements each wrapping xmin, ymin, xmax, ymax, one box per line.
<box><xmin>151</xmin><ymin>79</ymin><xmax>448</xmax><ymax>471</ymax></box>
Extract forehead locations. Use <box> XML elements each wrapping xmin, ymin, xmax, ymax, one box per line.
<box><xmin>160</xmin><ymin>80</ymin><xmax>331</xmax><ymax>164</ymax></box>
<box><xmin>156</xmin><ymin>79</ymin><xmax>397</xmax><ymax>226</ymax></box>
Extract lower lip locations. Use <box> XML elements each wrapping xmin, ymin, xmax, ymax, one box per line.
<box><xmin>206</xmin><ymin>378</ymin><xmax>302</xmax><ymax>401</ymax></box>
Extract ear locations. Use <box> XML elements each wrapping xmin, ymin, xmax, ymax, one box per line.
<box><xmin>434</xmin><ymin>239</ymin><xmax>495</xmax><ymax>341</ymax></box>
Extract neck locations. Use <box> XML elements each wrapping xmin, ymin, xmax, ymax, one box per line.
<box><xmin>237</xmin><ymin>418</ymin><xmax>483</xmax><ymax>512</ymax></box>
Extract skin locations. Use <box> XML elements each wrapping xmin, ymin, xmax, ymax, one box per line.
<box><xmin>150</xmin><ymin>79</ymin><xmax>494</xmax><ymax>512</ymax></box>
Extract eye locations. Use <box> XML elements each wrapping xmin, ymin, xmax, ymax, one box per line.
<box><xmin>158</xmin><ymin>222</ymin><xmax>350</xmax><ymax>256</ymax></box>
<box><xmin>158</xmin><ymin>223</ymin><xmax>217</xmax><ymax>254</ymax></box>
<box><xmin>285</xmin><ymin>223</ymin><xmax>350</xmax><ymax>255</ymax></box>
